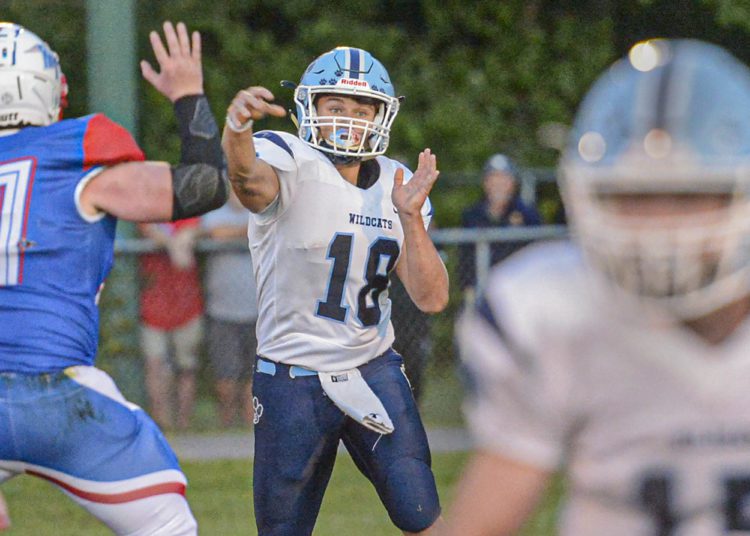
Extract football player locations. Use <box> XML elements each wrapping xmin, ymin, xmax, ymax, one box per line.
<box><xmin>223</xmin><ymin>47</ymin><xmax>449</xmax><ymax>535</ymax></box>
<box><xmin>0</xmin><ymin>21</ymin><xmax>226</xmax><ymax>534</ymax></box>
<box><xmin>446</xmin><ymin>39</ymin><xmax>750</xmax><ymax>536</ymax></box>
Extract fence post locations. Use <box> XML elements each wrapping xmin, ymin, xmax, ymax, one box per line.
<box><xmin>475</xmin><ymin>240</ymin><xmax>492</xmax><ymax>297</ymax></box>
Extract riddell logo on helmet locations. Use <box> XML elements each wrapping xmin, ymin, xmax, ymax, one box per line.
<box><xmin>338</xmin><ymin>78</ymin><xmax>369</xmax><ymax>88</ymax></box>
<box><xmin>0</xmin><ymin>112</ymin><xmax>18</xmax><ymax>122</ymax></box>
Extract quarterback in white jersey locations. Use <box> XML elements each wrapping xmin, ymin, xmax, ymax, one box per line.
<box><xmin>223</xmin><ymin>47</ymin><xmax>447</xmax><ymax>536</ymax></box>
<box><xmin>248</xmin><ymin>131</ymin><xmax>432</xmax><ymax>371</ymax></box>
<box><xmin>447</xmin><ymin>39</ymin><xmax>750</xmax><ymax>536</ymax></box>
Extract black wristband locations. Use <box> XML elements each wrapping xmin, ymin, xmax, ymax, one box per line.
<box><xmin>173</xmin><ymin>94</ymin><xmax>222</xmax><ymax>168</ymax></box>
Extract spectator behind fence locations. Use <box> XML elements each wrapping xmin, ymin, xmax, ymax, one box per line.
<box><xmin>139</xmin><ymin>219</ymin><xmax>204</xmax><ymax>430</ymax></box>
<box><xmin>459</xmin><ymin>153</ymin><xmax>542</xmax><ymax>294</ymax></box>
<box><xmin>201</xmin><ymin>190</ymin><xmax>258</xmax><ymax>428</ymax></box>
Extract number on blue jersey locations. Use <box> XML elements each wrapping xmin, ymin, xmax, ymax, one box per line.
<box><xmin>0</xmin><ymin>157</ymin><xmax>36</xmax><ymax>286</ymax></box>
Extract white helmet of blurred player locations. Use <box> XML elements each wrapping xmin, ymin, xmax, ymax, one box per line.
<box><xmin>0</xmin><ymin>23</ymin><xmax>63</xmax><ymax>128</ymax></box>
<box><xmin>561</xmin><ymin>39</ymin><xmax>750</xmax><ymax>319</ymax></box>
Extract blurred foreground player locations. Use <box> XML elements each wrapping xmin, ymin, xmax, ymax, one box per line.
<box><xmin>448</xmin><ymin>39</ymin><xmax>750</xmax><ymax>536</ymax></box>
<box><xmin>0</xmin><ymin>21</ymin><xmax>226</xmax><ymax>534</ymax></box>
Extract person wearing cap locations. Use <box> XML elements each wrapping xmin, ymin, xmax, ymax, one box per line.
<box><xmin>459</xmin><ymin>153</ymin><xmax>542</xmax><ymax>292</ymax></box>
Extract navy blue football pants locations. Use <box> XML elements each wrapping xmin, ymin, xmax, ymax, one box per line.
<box><xmin>252</xmin><ymin>349</ymin><xmax>441</xmax><ymax>535</ymax></box>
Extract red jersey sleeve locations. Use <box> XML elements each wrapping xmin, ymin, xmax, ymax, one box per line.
<box><xmin>82</xmin><ymin>114</ymin><xmax>145</xmax><ymax>170</ymax></box>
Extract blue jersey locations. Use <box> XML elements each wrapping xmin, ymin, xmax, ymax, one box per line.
<box><xmin>0</xmin><ymin>114</ymin><xmax>144</xmax><ymax>373</ymax></box>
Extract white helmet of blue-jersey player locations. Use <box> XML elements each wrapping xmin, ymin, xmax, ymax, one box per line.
<box><xmin>561</xmin><ymin>38</ymin><xmax>750</xmax><ymax>319</ymax></box>
<box><xmin>0</xmin><ymin>22</ymin><xmax>63</xmax><ymax>128</ymax></box>
<box><xmin>293</xmin><ymin>46</ymin><xmax>400</xmax><ymax>163</ymax></box>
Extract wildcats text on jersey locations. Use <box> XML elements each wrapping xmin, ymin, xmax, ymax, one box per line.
<box><xmin>348</xmin><ymin>212</ymin><xmax>393</xmax><ymax>230</ymax></box>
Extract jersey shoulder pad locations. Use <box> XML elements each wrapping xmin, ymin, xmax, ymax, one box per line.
<box><xmin>253</xmin><ymin>130</ymin><xmax>311</xmax><ymax>170</ymax></box>
<box><xmin>480</xmin><ymin>240</ymin><xmax>586</xmax><ymax>345</ymax></box>
<box><xmin>82</xmin><ymin>114</ymin><xmax>145</xmax><ymax>169</ymax></box>
<box><xmin>488</xmin><ymin>240</ymin><xmax>582</xmax><ymax>287</ymax></box>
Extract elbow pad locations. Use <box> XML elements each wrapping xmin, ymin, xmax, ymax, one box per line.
<box><xmin>171</xmin><ymin>164</ymin><xmax>229</xmax><ymax>220</ymax></box>
<box><xmin>170</xmin><ymin>94</ymin><xmax>228</xmax><ymax>220</ymax></box>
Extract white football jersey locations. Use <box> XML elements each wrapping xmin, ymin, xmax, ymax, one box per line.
<box><xmin>249</xmin><ymin>131</ymin><xmax>431</xmax><ymax>372</ymax></box>
<box><xmin>459</xmin><ymin>240</ymin><xmax>750</xmax><ymax>536</ymax></box>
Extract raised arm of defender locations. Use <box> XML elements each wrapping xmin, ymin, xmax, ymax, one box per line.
<box><xmin>222</xmin><ymin>86</ymin><xmax>287</xmax><ymax>213</ymax></box>
<box><xmin>80</xmin><ymin>22</ymin><xmax>227</xmax><ymax>223</ymax></box>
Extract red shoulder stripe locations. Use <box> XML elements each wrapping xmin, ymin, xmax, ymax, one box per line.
<box><xmin>83</xmin><ymin>114</ymin><xmax>145</xmax><ymax>171</ymax></box>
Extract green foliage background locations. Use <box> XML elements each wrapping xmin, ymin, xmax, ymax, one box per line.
<box><xmin>10</xmin><ymin>0</ymin><xmax>750</xmax><ymax>227</ymax></box>
<box><xmin>7</xmin><ymin>0</ymin><xmax>750</xmax><ymax>405</ymax></box>
<box><xmin>9</xmin><ymin>0</ymin><xmax>750</xmax><ymax>175</ymax></box>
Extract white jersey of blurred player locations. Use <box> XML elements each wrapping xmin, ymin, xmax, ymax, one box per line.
<box><xmin>250</xmin><ymin>131</ymin><xmax>432</xmax><ymax>372</ymax></box>
<box><xmin>459</xmin><ymin>240</ymin><xmax>750</xmax><ymax>535</ymax></box>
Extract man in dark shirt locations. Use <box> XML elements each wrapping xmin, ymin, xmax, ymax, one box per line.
<box><xmin>460</xmin><ymin>154</ymin><xmax>542</xmax><ymax>291</ymax></box>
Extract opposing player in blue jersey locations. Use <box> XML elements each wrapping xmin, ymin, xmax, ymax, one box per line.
<box><xmin>0</xmin><ymin>21</ymin><xmax>227</xmax><ymax>534</ymax></box>
<box><xmin>224</xmin><ymin>47</ymin><xmax>449</xmax><ymax>535</ymax></box>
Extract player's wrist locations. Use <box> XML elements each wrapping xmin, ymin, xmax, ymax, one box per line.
<box><xmin>225</xmin><ymin>113</ymin><xmax>254</xmax><ymax>133</ymax></box>
<box><xmin>395</xmin><ymin>206</ymin><xmax>421</xmax><ymax>220</ymax></box>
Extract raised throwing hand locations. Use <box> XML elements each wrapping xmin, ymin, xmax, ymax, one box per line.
<box><xmin>226</xmin><ymin>86</ymin><xmax>287</xmax><ymax>132</ymax></box>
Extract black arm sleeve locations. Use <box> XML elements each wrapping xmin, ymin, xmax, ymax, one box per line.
<box><xmin>170</xmin><ymin>94</ymin><xmax>228</xmax><ymax>220</ymax></box>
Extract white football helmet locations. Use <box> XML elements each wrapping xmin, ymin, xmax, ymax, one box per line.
<box><xmin>0</xmin><ymin>23</ymin><xmax>63</xmax><ymax>128</ymax></box>
<box><xmin>561</xmin><ymin>39</ymin><xmax>750</xmax><ymax>319</ymax></box>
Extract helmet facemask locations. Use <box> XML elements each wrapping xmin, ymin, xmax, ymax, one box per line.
<box><xmin>292</xmin><ymin>47</ymin><xmax>400</xmax><ymax>163</ymax></box>
<box><xmin>563</xmin><ymin>163</ymin><xmax>750</xmax><ymax>319</ymax></box>
<box><xmin>294</xmin><ymin>85</ymin><xmax>399</xmax><ymax>162</ymax></box>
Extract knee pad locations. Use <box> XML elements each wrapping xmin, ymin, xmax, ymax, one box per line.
<box><xmin>381</xmin><ymin>457</ymin><xmax>441</xmax><ymax>533</ymax></box>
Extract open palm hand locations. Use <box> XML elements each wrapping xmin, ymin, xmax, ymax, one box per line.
<box><xmin>392</xmin><ymin>149</ymin><xmax>440</xmax><ymax>218</ymax></box>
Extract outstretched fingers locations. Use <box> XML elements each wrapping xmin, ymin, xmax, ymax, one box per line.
<box><xmin>148</xmin><ymin>27</ymin><xmax>169</xmax><ymax>67</ymax></box>
<box><xmin>394</xmin><ymin>167</ymin><xmax>405</xmax><ymax>189</ymax></box>
<box><xmin>162</xmin><ymin>21</ymin><xmax>181</xmax><ymax>59</ymax></box>
<box><xmin>139</xmin><ymin>59</ymin><xmax>158</xmax><ymax>87</ymax></box>
<box><xmin>175</xmin><ymin>22</ymin><xmax>191</xmax><ymax>56</ymax></box>
<box><xmin>191</xmin><ymin>29</ymin><xmax>201</xmax><ymax>62</ymax></box>
<box><xmin>416</xmin><ymin>148</ymin><xmax>440</xmax><ymax>189</ymax></box>
<box><xmin>229</xmin><ymin>87</ymin><xmax>287</xmax><ymax>124</ymax></box>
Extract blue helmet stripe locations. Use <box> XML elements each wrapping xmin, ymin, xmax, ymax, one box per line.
<box><xmin>349</xmin><ymin>48</ymin><xmax>360</xmax><ymax>77</ymax></box>
<box><xmin>342</xmin><ymin>48</ymin><xmax>350</xmax><ymax>75</ymax></box>
<box><xmin>12</xmin><ymin>25</ymin><xmax>21</xmax><ymax>65</ymax></box>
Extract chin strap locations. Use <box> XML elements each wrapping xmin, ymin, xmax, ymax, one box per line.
<box><xmin>318</xmin><ymin>142</ymin><xmax>361</xmax><ymax>165</ymax></box>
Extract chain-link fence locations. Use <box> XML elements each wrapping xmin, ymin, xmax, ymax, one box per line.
<box><xmin>99</xmin><ymin>224</ymin><xmax>567</xmax><ymax>430</ymax></box>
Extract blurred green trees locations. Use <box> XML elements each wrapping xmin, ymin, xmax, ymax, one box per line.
<box><xmin>8</xmin><ymin>0</ymin><xmax>750</xmax><ymax>403</ymax></box>
<box><xmin>9</xmin><ymin>0</ymin><xmax>750</xmax><ymax>175</ymax></box>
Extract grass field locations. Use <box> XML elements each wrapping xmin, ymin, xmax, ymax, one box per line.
<box><xmin>1</xmin><ymin>453</ymin><xmax>460</xmax><ymax>535</ymax></box>
<box><xmin>1</xmin><ymin>452</ymin><xmax>563</xmax><ymax>535</ymax></box>
<box><xmin>0</xmin><ymin>367</ymin><xmax>565</xmax><ymax>534</ymax></box>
